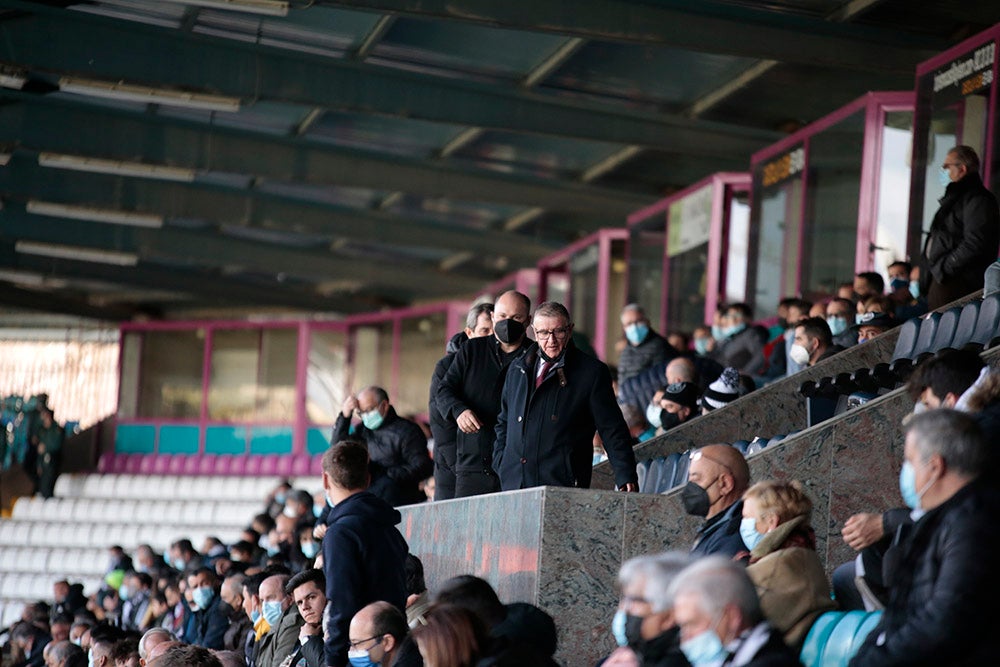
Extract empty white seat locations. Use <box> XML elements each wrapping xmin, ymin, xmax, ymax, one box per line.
<box><xmin>1</xmin><ymin>599</ymin><xmax>25</xmax><ymax>626</ymax></box>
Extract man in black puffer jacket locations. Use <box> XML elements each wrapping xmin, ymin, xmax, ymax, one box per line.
<box><xmin>921</xmin><ymin>145</ymin><xmax>1000</xmax><ymax>309</ymax></box>
<box><xmin>332</xmin><ymin>387</ymin><xmax>433</xmax><ymax>507</ymax></box>
<box><xmin>850</xmin><ymin>409</ymin><xmax>1000</xmax><ymax>667</ymax></box>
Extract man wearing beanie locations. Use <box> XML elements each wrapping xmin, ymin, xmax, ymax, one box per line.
<box><xmin>701</xmin><ymin>367</ymin><xmax>742</xmax><ymax>414</ymax></box>
<box><xmin>658</xmin><ymin>382</ymin><xmax>700</xmax><ymax>432</ymax></box>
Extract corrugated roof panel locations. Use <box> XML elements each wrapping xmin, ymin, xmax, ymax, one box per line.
<box><xmin>370</xmin><ymin>17</ymin><xmax>566</xmax><ymax>81</ymax></box>
<box><xmin>383</xmin><ymin>195</ymin><xmax>527</xmax><ymax>230</ymax></box>
<box><xmin>449</xmin><ymin>130</ymin><xmax>625</xmax><ymax>179</ymax></box>
<box><xmin>306</xmin><ymin>111</ymin><xmax>463</xmax><ymax>158</ymax></box>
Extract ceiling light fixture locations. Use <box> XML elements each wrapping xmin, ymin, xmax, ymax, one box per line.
<box><xmin>157</xmin><ymin>0</ymin><xmax>288</xmax><ymax>16</ymax></box>
<box><xmin>38</xmin><ymin>153</ymin><xmax>196</xmax><ymax>182</ymax></box>
<box><xmin>58</xmin><ymin>76</ymin><xmax>241</xmax><ymax>112</ymax></box>
<box><xmin>27</xmin><ymin>200</ymin><xmax>164</xmax><ymax>229</ymax></box>
<box><xmin>15</xmin><ymin>241</ymin><xmax>140</xmax><ymax>267</ymax></box>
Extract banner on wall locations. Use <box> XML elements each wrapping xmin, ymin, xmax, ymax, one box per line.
<box><xmin>667</xmin><ymin>184</ymin><xmax>713</xmax><ymax>258</ymax></box>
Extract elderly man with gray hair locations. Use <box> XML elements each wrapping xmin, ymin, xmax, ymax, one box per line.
<box><xmin>669</xmin><ymin>556</ymin><xmax>798</xmax><ymax>667</ymax></box>
<box><xmin>850</xmin><ymin>409</ymin><xmax>1000</xmax><ymax>667</ymax></box>
<box><xmin>603</xmin><ymin>552</ymin><xmax>691</xmax><ymax>667</ymax></box>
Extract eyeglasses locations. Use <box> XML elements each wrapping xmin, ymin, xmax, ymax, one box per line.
<box><xmin>534</xmin><ymin>326</ymin><xmax>571</xmax><ymax>340</ymax></box>
<box><xmin>348</xmin><ymin>635</ymin><xmax>383</xmax><ymax>650</ymax></box>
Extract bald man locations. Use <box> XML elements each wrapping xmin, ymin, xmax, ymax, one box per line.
<box><xmin>665</xmin><ymin>357</ymin><xmax>697</xmax><ymax>386</ymax></box>
<box><xmin>347</xmin><ymin>602</ymin><xmax>416</xmax><ymax>667</ymax></box>
<box><xmin>681</xmin><ymin>444</ymin><xmax>751</xmax><ymax>560</ymax></box>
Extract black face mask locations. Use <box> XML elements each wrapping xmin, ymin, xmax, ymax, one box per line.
<box><xmin>660</xmin><ymin>410</ymin><xmax>681</xmax><ymax>431</ymax></box>
<box><xmin>624</xmin><ymin>614</ymin><xmax>645</xmax><ymax>648</ymax></box>
<box><xmin>633</xmin><ymin>625</ymin><xmax>681</xmax><ymax>660</ymax></box>
<box><xmin>494</xmin><ymin>318</ymin><xmax>525</xmax><ymax>345</ymax></box>
<box><xmin>681</xmin><ymin>480</ymin><xmax>711</xmax><ymax>517</ymax></box>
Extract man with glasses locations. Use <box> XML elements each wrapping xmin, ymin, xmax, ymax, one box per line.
<box><xmin>493</xmin><ymin>301</ymin><xmax>639</xmax><ymax>491</ymax></box>
<box><xmin>922</xmin><ymin>145</ymin><xmax>1000</xmax><ymax>309</ymax></box>
<box><xmin>346</xmin><ymin>602</ymin><xmax>420</xmax><ymax>667</ymax></box>
<box><xmin>333</xmin><ymin>386</ymin><xmax>433</xmax><ymax>507</ymax></box>
<box><xmin>438</xmin><ymin>290</ymin><xmax>534</xmax><ymax>498</ymax></box>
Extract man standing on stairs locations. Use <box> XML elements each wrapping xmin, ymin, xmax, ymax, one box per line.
<box><xmin>922</xmin><ymin>145</ymin><xmax>1000</xmax><ymax>309</ymax></box>
<box><xmin>438</xmin><ymin>291</ymin><xmax>533</xmax><ymax>497</ymax></box>
<box><xmin>493</xmin><ymin>301</ymin><xmax>638</xmax><ymax>492</ymax></box>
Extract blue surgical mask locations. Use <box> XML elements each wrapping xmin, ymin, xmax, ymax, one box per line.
<box><xmin>937</xmin><ymin>167</ymin><xmax>951</xmax><ymax>188</ymax></box>
<box><xmin>262</xmin><ymin>600</ymin><xmax>284</xmax><ymax>627</ymax></box>
<box><xmin>694</xmin><ymin>337</ymin><xmax>710</xmax><ymax>356</ymax></box>
<box><xmin>119</xmin><ymin>584</ymin><xmax>131</xmax><ymax>601</ymax></box>
<box><xmin>266</xmin><ymin>544</ymin><xmax>280</xmax><ymax>557</ymax></box>
<box><xmin>889</xmin><ymin>277</ymin><xmax>909</xmax><ymax>292</ymax></box>
<box><xmin>251</xmin><ymin>609</ymin><xmax>261</xmax><ymax>624</ymax></box>
<box><xmin>275</xmin><ymin>492</ymin><xmax>286</xmax><ymax>505</ymax></box>
<box><xmin>347</xmin><ymin>646</ymin><xmax>381</xmax><ymax>667</ymax></box>
<box><xmin>740</xmin><ymin>517</ymin><xmax>765</xmax><ymax>551</ymax></box>
<box><xmin>909</xmin><ymin>280</ymin><xmax>920</xmax><ymax>299</ymax></box>
<box><xmin>645</xmin><ymin>402</ymin><xmax>662</xmax><ymax>429</ymax></box>
<box><xmin>361</xmin><ymin>408</ymin><xmax>384</xmax><ymax>431</ymax></box>
<box><xmin>710</xmin><ymin>324</ymin><xmax>724</xmax><ymax>340</ymax></box>
<box><xmin>326</xmin><ymin>493</ymin><xmax>335</xmax><ymax>508</ymax></box>
<box><xmin>720</xmin><ymin>323</ymin><xmax>746</xmax><ymax>339</ymax></box>
<box><xmin>611</xmin><ymin>609</ymin><xmax>629</xmax><ymax>647</ymax></box>
<box><xmin>624</xmin><ymin>323</ymin><xmax>649</xmax><ymax>346</ymax></box>
<box><xmin>192</xmin><ymin>586</ymin><xmax>214</xmax><ymax>610</ymax></box>
<box><xmin>826</xmin><ymin>316</ymin><xmax>848</xmax><ymax>337</ymax></box>
<box><xmin>899</xmin><ymin>460</ymin><xmax>935</xmax><ymax>511</ymax></box>
<box><xmin>680</xmin><ymin>628</ymin><xmax>728</xmax><ymax>667</ymax></box>
<box><xmin>313</xmin><ymin>504</ymin><xmax>324</xmax><ymax>518</ymax></box>
<box><xmin>301</xmin><ymin>542</ymin><xmax>320</xmax><ymax>559</ymax></box>
<box><xmin>592</xmin><ymin>453</ymin><xmax>607</xmax><ymax>466</ymax></box>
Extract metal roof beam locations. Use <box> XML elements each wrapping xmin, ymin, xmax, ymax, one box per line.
<box><xmin>0</xmin><ymin>92</ymin><xmax>653</xmax><ymax>216</ymax></box>
<box><xmin>0</xmin><ymin>160</ymin><xmax>558</xmax><ymax>261</ymax></box>
<box><xmin>0</xmin><ymin>206</ymin><xmax>488</xmax><ymax>298</ymax></box>
<box><xmin>313</xmin><ymin>0</ymin><xmax>942</xmax><ymax>71</ymax></box>
<box><xmin>0</xmin><ymin>3</ymin><xmax>780</xmax><ymax>156</ymax></box>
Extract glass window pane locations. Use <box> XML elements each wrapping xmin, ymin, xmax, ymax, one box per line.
<box><xmin>725</xmin><ymin>192</ymin><xmax>751</xmax><ymax>306</ymax></box>
<box><xmin>118</xmin><ymin>332</ymin><xmax>141</xmax><ymax>419</ymax></box>
<box><xmin>307</xmin><ymin>329</ymin><xmax>348</xmax><ymax>425</ymax></box>
<box><xmin>396</xmin><ymin>313</ymin><xmax>447</xmax><ymax>416</ymax></box>
<box><xmin>605</xmin><ymin>240</ymin><xmax>628</xmax><ymax>363</ymax></box>
<box><xmin>667</xmin><ymin>242</ymin><xmax>710</xmax><ymax>333</ymax></box>
<box><xmin>873</xmin><ymin>112</ymin><xmax>914</xmax><ymax>281</ymax></box>
<box><xmin>751</xmin><ymin>173</ymin><xmax>803</xmax><ymax>318</ymax></box>
<box><xmin>208</xmin><ymin>330</ymin><xmax>259</xmax><ymax>421</ymax></box>
<box><xmin>351</xmin><ymin>323</ymin><xmax>393</xmax><ymax>395</ymax></box>
<box><xmin>628</xmin><ymin>217</ymin><xmax>666</xmax><ymax>330</ymax></box>
<box><xmin>257</xmin><ymin>329</ymin><xmax>298</xmax><ymax>421</ymax></box>
<box><xmin>570</xmin><ymin>247</ymin><xmax>599</xmax><ymax>352</ymax></box>
<box><xmin>138</xmin><ymin>330</ymin><xmax>204</xmax><ymax>419</ymax></box>
<box><xmin>803</xmin><ymin>110</ymin><xmax>865</xmax><ymax>297</ymax></box>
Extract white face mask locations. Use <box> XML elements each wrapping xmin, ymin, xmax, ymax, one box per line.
<box><xmin>789</xmin><ymin>343</ymin><xmax>811</xmax><ymax>366</ymax></box>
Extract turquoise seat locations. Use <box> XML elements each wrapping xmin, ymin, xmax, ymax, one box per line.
<box><xmin>800</xmin><ymin>611</ymin><xmax>883</xmax><ymax>667</ymax></box>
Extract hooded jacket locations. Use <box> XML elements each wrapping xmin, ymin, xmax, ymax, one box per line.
<box><xmin>322</xmin><ymin>490</ymin><xmax>408</xmax><ymax>667</ymax></box>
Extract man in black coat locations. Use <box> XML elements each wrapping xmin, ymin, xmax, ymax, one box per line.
<box><xmin>321</xmin><ymin>442</ymin><xmax>409</xmax><ymax>667</ymax></box>
<box><xmin>617</xmin><ymin>304</ymin><xmax>677</xmax><ymax>383</ymax></box>
<box><xmin>428</xmin><ymin>302</ymin><xmax>495</xmax><ymax>500</ymax></box>
<box><xmin>493</xmin><ymin>301</ymin><xmax>638</xmax><ymax>491</ymax></box>
<box><xmin>850</xmin><ymin>410</ymin><xmax>1000</xmax><ymax>667</ymax></box>
<box><xmin>922</xmin><ymin>145</ymin><xmax>1000</xmax><ymax>309</ymax></box>
<box><xmin>438</xmin><ymin>291</ymin><xmax>533</xmax><ymax>497</ymax></box>
<box><xmin>332</xmin><ymin>386</ymin><xmax>433</xmax><ymax>507</ymax></box>
<box><xmin>187</xmin><ymin>567</ymin><xmax>230</xmax><ymax>650</ymax></box>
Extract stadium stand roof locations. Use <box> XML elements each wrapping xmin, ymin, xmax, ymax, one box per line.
<box><xmin>0</xmin><ymin>0</ymin><xmax>995</xmax><ymax>319</ymax></box>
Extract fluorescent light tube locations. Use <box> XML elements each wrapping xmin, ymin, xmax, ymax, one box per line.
<box><xmin>15</xmin><ymin>241</ymin><xmax>139</xmax><ymax>267</ymax></box>
<box><xmin>38</xmin><ymin>153</ymin><xmax>195</xmax><ymax>182</ymax></box>
<box><xmin>159</xmin><ymin>0</ymin><xmax>289</xmax><ymax>16</ymax></box>
<box><xmin>26</xmin><ymin>200</ymin><xmax>164</xmax><ymax>229</ymax></box>
<box><xmin>59</xmin><ymin>76</ymin><xmax>241</xmax><ymax>112</ymax></box>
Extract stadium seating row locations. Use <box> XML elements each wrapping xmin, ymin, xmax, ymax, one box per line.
<box><xmin>803</xmin><ymin>295</ymin><xmax>998</xmax><ymax>399</ymax></box>
<box><xmin>11</xmin><ymin>496</ymin><xmax>264</xmax><ymax>528</ymax></box>
<box><xmin>0</xmin><ymin>546</ymin><xmax>115</xmax><ymax>577</ymax></box>
<box><xmin>0</xmin><ymin>599</ymin><xmax>27</xmax><ymax>627</ymax></box>
<box><xmin>53</xmin><ymin>473</ymin><xmax>319</xmax><ymax>502</ymax></box>
<box><xmin>0</xmin><ymin>573</ymin><xmax>103</xmax><ymax>603</ymax></box>
<box><xmin>637</xmin><ymin>435</ymin><xmax>792</xmax><ymax>494</ymax></box>
<box><xmin>800</xmin><ymin>610</ymin><xmax>883</xmax><ymax>667</ymax></box>
<box><xmin>0</xmin><ymin>519</ymin><xmax>241</xmax><ymax>551</ymax></box>
<box><xmin>97</xmin><ymin>452</ymin><xmax>323</xmax><ymax>477</ymax></box>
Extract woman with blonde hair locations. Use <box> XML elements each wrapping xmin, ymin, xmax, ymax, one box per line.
<box><xmin>739</xmin><ymin>479</ymin><xmax>836</xmax><ymax>649</ymax></box>
<box><xmin>412</xmin><ymin>605</ymin><xmax>489</xmax><ymax>667</ymax></box>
